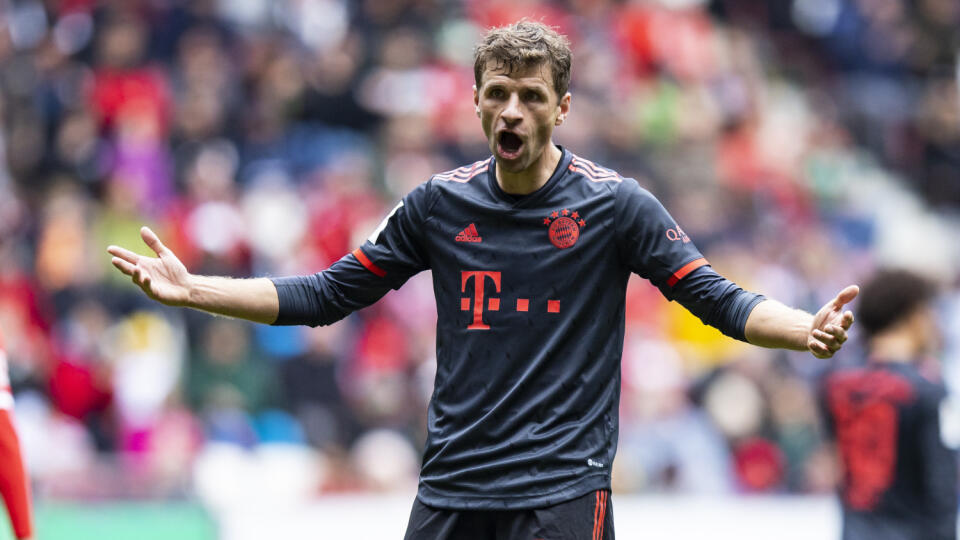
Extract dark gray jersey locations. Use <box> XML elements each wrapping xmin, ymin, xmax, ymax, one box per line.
<box><xmin>272</xmin><ymin>147</ymin><xmax>763</xmax><ymax>509</ymax></box>
<box><xmin>822</xmin><ymin>363</ymin><xmax>958</xmax><ymax>540</ymax></box>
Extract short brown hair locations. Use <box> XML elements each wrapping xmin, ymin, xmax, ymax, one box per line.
<box><xmin>474</xmin><ymin>20</ymin><xmax>572</xmax><ymax>98</ymax></box>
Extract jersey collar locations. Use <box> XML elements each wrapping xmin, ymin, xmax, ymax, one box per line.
<box><xmin>486</xmin><ymin>146</ymin><xmax>573</xmax><ymax>207</ymax></box>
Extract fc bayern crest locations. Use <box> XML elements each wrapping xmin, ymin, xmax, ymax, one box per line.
<box><xmin>543</xmin><ymin>208</ymin><xmax>585</xmax><ymax>249</ymax></box>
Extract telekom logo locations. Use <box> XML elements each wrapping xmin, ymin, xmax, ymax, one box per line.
<box><xmin>460</xmin><ymin>271</ymin><xmax>560</xmax><ymax>330</ymax></box>
<box><xmin>461</xmin><ymin>271</ymin><xmax>501</xmax><ymax>330</ymax></box>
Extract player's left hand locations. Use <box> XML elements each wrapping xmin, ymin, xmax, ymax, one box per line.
<box><xmin>808</xmin><ymin>285</ymin><xmax>859</xmax><ymax>359</ymax></box>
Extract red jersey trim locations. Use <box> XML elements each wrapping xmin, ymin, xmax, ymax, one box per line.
<box><xmin>599</xmin><ymin>490</ymin><xmax>608</xmax><ymax>540</ymax></box>
<box><xmin>667</xmin><ymin>257</ymin><xmax>708</xmax><ymax>287</ymax></box>
<box><xmin>568</xmin><ymin>157</ymin><xmax>622</xmax><ymax>183</ymax></box>
<box><xmin>576</xmin><ymin>157</ymin><xmax>613</xmax><ymax>177</ymax></box>
<box><xmin>435</xmin><ymin>159</ymin><xmax>490</xmax><ymax>183</ymax></box>
<box><xmin>592</xmin><ymin>490</ymin><xmax>608</xmax><ymax>540</ymax></box>
<box><xmin>352</xmin><ymin>248</ymin><xmax>387</xmax><ymax>278</ymax></box>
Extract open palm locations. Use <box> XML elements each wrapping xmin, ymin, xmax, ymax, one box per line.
<box><xmin>107</xmin><ymin>226</ymin><xmax>193</xmax><ymax>306</ymax></box>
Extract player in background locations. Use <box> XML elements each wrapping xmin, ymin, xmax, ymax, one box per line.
<box><xmin>107</xmin><ymin>21</ymin><xmax>858</xmax><ymax>539</ymax></box>
<box><xmin>0</xmin><ymin>330</ymin><xmax>33</xmax><ymax>540</ymax></box>
<box><xmin>821</xmin><ymin>269</ymin><xmax>957</xmax><ymax>540</ymax></box>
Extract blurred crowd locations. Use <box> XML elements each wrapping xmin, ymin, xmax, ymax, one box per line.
<box><xmin>0</xmin><ymin>0</ymin><xmax>957</xmax><ymax>503</ymax></box>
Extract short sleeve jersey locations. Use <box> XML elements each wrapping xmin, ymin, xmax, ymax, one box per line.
<box><xmin>285</xmin><ymin>148</ymin><xmax>708</xmax><ymax>509</ymax></box>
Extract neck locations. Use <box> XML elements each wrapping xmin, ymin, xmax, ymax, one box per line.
<box><xmin>496</xmin><ymin>143</ymin><xmax>562</xmax><ymax>195</ymax></box>
<box><xmin>869</xmin><ymin>332</ymin><xmax>920</xmax><ymax>364</ymax></box>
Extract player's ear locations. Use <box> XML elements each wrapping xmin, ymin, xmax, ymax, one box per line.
<box><xmin>473</xmin><ymin>85</ymin><xmax>480</xmax><ymax>115</ymax></box>
<box><xmin>555</xmin><ymin>92</ymin><xmax>571</xmax><ymax>126</ymax></box>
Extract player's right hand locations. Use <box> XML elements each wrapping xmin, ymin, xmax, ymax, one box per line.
<box><xmin>107</xmin><ymin>226</ymin><xmax>193</xmax><ymax>307</ymax></box>
<box><xmin>807</xmin><ymin>284</ymin><xmax>859</xmax><ymax>359</ymax></box>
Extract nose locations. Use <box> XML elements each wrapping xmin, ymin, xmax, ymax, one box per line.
<box><xmin>501</xmin><ymin>93</ymin><xmax>522</xmax><ymax>123</ymax></box>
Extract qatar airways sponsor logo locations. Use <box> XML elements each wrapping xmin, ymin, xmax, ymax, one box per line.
<box><xmin>665</xmin><ymin>226</ymin><xmax>690</xmax><ymax>243</ymax></box>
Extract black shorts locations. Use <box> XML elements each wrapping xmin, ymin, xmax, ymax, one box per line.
<box><xmin>403</xmin><ymin>489</ymin><xmax>614</xmax><ymax>540</ymax></box>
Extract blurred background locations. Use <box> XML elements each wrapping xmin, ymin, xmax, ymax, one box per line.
<box><xmin>0</xmin><ymin>0</ymin><xmax>957</xmax><ymax>538</ymax></box>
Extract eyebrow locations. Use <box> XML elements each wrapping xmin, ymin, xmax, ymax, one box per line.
<box><xmin>484</xmin><ymin>78</ymin><xmax>550</xmax><ymax>92</ymax></box>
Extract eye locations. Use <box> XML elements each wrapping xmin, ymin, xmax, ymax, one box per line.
<box><xmin>524</xmin><ymin>91</ymin><xmax>543</xmax><ymax>102</ymax></box>
<box><xmin>488</xmin><ymin>88</ymin><xmax>505</xmax><ymax>99</ymax></box>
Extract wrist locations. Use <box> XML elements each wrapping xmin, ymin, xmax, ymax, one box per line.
<box><xmin>795</xmin><ymin>312</ymin><xmax>815</xmax><ymax>350</ymax></box>
<box><xmin>744</xmin><ymin>301</ymin><xmax>815</xmax><ymax>351</ymax></box>
<box><xmin>183</xmin><ymin>273</ymin><xmax>201</xmax><ymax>308</ymax></box>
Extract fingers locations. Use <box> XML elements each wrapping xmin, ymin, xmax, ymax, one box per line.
<box><xmin>813</xmin><ymin>326</ymin><xmax>846</xmax><ymax>349</ymax></box>
<box><xmin>833</xmin><ymin>285</ymin><xmax>860</xmax><ymax>309</ymax></box>
<box><xmin>811</xmin><ymin>319</ymin><xmax>852</xmax><ymax>358</ymax></box>
<box><xmin>810</xmin><ymin>335</ymin><xmax>838</xmax><ymax>356</ymax></box>
<box><xmin>140</xmin><ymin>226</ymin><xmax>169</xmax><ymax>258</ymax></box>
<box><xmin>111</xmin><ymin>257</ymin><xmax>136</xmax><ymax>276</ymax></box>
<box><xmin>107</xmin><ymin>229</ymin><xmax>165</xmax><ymax>299</ymax></box>
<box><xmin>107</xmin><ymin>245</ymin><xmax>141</xmax><ymax>265</ymax></box>
<box><xmin>109</xmin><ymin>245</ymin><xmax>153</xmax><ymax>294</ymax></box>
<box><xmin>809</xmin><ymin>339</ymin><xmax>833</xmax><ymax>359</ymax></box>
<box><xmin>840</xmin><ymin>310</ymin><xmax>855</xmax><ymax>330</ymax></box>
<box><xmin>130</xmin><ymin>266</ymin><xmax>153</xmax><ymax>293</ymax></box>
<box><xmin>811</xmin><ymin>330</ymin><xmax>835</xmax><ymax>348</ymax></box>
<box><xmin>824</xmin><ymin>322</ymin><xmax>848</xmax><ymax>343</ymax></box>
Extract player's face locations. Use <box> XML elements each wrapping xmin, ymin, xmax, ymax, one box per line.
<box><xmin>474</xmin><ymin>62</ymin><xmax>571</xmax><ymax>174</ymax></box>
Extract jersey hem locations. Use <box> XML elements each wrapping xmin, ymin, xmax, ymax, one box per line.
<box><xmin>415</xmin><ymin>473</ymin><xmax>609</xmax><ymax>510</ymax></box>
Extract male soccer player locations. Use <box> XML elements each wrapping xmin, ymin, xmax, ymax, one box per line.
<box><xmin>0</xmin><ymin>330</ymin><xmax>33</xmax><ymax>540</ymax></box>
<box><xmin>821</xmin><ymin>269</ymin><xmax>957</xmax><ymax>540</ymax></box>
<box><xmin>108</xmin><ymin>21</ymin><xmax>858</xmax><ymax>539</ymax></box>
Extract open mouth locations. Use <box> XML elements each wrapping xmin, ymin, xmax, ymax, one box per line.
<box><xmin>497</xmin><ymin>131</ymin><xmax>524</xmax><ymax>159</ymax></box>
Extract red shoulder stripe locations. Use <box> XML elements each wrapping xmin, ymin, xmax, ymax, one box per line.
<box><xmin>575</xmin><ymin>156</ymin><xmax>615</xmax><ymax>177</ymax></box>
<box><xmin>569</xmin><ymin>157</ymin><xmax>621</xmax><ymax>182</ymax></box>
<box><xmin>352</xmin><ymin>248</ymin><xmax>387</xmax><ymax>278</ymax></box>
<box><xmin>569</xmin><ymin>162</ymin><xmax>620</xmax><ymax>183</ymax></box>
<box><xmin>436</xmin><ymin>166</ymin><xmax>474</xmax><ymax>179</ymax></box>
<box><xmin>667</xmin><ymin>257</ymin><xmax>708</xmax><ymax>287</ymax></box>
<box><xmin>435</xmin><ymin>159</ymin><xmax>490</xmax><ymax>182</ymax></box>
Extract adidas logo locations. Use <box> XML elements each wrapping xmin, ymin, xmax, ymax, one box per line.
<box><xmin>455</xmin><ymin>223</ymin><xmax>482</xmax><ymax>243</ymax></box>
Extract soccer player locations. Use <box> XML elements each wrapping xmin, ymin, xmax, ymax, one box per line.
<box><xmin>108</xmin><ymin>21</ymin><xmax>858</xmax><ymax>539</ymax></box>
<box><xmin>0</xmin><ymin>330</ymin><xmax>34</xmax><ymax>540</ymax></box>
<box><xmin>821</xmin><ymin>269</ymin><xmax>957</xmax><ymax>540</ymax></box>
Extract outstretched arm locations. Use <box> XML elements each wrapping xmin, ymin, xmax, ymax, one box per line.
<box><xmin>744</xmin><ymin>285</ymin><xmax>859</xmax><ymax>359</ymax></box>
<box><xmin>107</xmin><ymin>227</ymin><xmax>279</xmax><ymax>324</ymax></box>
